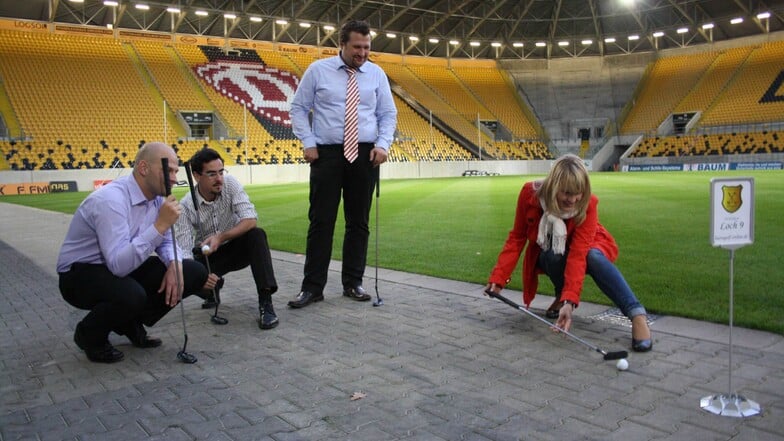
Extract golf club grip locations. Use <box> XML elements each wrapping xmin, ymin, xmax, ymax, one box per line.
<box><xmin>485</xmin><ymin>289</ymin><xmax>520</xmax><ymax>309</ymax></box>
<box><xmin>183</xmin><ymin>161</ymin><xmax>199</xmax><ymax>210</ymax></box>
<box><xmin>161</xmin><ymin>158</ymin><xmax>171</xmax><ymax>196</ymax></box>
<box><xmin>375</xmin><ymin>166</ymin><xmax>380</xmax><ymax>198</ymax></box>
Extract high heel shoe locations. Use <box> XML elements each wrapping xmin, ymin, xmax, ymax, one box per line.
<box><xmin>632</xmin><ymin>338</ymin><xmax>653</xmax><ymax>352</ymax></box>
<box><xmin>631</xmin><ymin>315</ymin><xmax>653</xmax><ymax>352</ymax></box>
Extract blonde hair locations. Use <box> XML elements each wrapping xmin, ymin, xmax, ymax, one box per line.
<box><xmin>536</xmin><ymin>154</ymin><xmax>591</xmax><ymax>224</ymax></box>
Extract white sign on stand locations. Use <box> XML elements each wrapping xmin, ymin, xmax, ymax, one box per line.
<box><xmin>702</xmin><ymin>177</ymin><xmax>760</xmax><ymax>418</ymax></box>
<box><xmin>710</xmin><ymin>177</ymin><xmax>754</xmax><ymax>249</ymax></box>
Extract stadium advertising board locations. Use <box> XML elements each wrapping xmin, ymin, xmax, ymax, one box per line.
<box><xmin>0</xmin><ymin>181</ymin><xmax>78</xmax><ymax>195</ymax></box>
<box><xmin>625</xmin><ymin>162</ymin><xmax>782</xmax><ymax>172</ymax></box>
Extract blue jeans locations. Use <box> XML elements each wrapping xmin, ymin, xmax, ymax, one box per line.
<box><xmin>538</xmin><ymin>248</ymin><xmax>647</xmax><ymax>319</ymax></box>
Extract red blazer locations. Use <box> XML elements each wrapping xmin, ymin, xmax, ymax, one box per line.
<box><xmin>489</xmin><ymin>181</ymin><xmax>618</xmax><ymax>307</ymax></box>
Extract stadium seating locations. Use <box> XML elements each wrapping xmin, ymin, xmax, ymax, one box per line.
<box><xmin>629</xmin><ymin>130</ymin><xmax>784</xmax><ymax>157</ymax></box>
<box><xmin>699</xmin><ymin>41</ymin><xmax>784</xmax><ymax>127</ymax></box>
<box><xmin>620</xmin><ymin>51</ymin><xmax>717</xmax><ymax>135</ymax></box>
<box><xmin>450</xmin><ymin>63</ymin><xmax>542</xmax><ymax>140</ymax></box>
<box><xmin>1</xmin><ymin>25</ymin><xmax>779</xmax><ymax>170</ymax></box>
<box><xmin>0</xmin><ymin>30</ymin><xmax>178</xmax><ymax>169</ymax></box>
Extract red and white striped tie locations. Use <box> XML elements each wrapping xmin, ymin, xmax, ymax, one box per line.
<box><xmin>343</xmin><ymin>66</ymin><xmax>359</xmax><ymax>163</ymax></box>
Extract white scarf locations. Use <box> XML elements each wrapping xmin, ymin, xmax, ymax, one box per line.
<box><xmin>536</xmin><ymin>198</ymin><xmax>576</xmax><ymax>255</ymax></box>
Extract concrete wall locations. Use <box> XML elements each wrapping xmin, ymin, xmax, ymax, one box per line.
<box><xmin>0</xmin><ymin>160</ymin><xmax>554</xmax><ymax>191</ymax></box>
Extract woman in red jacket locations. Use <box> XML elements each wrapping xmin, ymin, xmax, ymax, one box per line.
<box><xmin>486</xmin><ymin>154</ymin><xmax>652</xmax><ymax>352</ymax></box>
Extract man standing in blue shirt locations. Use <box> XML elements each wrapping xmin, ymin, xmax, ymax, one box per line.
<box><xmin>57</xmin><ymin>142</ymin><xmax>210</xmax><ymax>363</ymax></box>
<box><xmin>288</xmin><ymin>19</ymin><xmax>397</xmax><ymax>308</ymax></box>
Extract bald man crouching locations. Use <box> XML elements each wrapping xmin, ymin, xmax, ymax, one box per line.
<box><xmin>56</xmin><ymin>142</ymin><xmax>211</xmax><ymax>363</ymax></box>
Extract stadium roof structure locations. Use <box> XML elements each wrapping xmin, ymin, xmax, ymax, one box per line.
<box><xmin>2</xmin><ymin>0</ymin><xmax>783</xmax><ymax>59</ymax></box>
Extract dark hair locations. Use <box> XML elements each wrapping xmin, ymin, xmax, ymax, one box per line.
<box><xmin>340</xmin><ymin>20</ymin><xmax>371</xmax><ymax>44</ymax></box>
<box><xmin>189</xmin><ymin>148</ymin><xmax>223</xmax><ymax>174</ymax></box>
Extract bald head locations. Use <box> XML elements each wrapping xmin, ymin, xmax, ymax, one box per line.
<box><xmin>135</xmin><ymin>142</ymin><xmax>171</xmax><ymax>169</ymax></box>
<box><xmin>133</xmin><ymin>142</ymin><xmax>179</xmax><ymax>199</ymax></box>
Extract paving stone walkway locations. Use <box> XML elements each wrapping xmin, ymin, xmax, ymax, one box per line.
<box><xmin>1</xmin><ymin>202</ymin><xmax>782</xmax><ymax>440</ymax></box>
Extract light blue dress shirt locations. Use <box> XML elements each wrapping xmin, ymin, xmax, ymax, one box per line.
<box><xmin>56</xmin><ymin>174</ymin><xmax>178</xmax><ymax>276</ymax></box>
<box><xmin>290</xmin><ymin>54</ymin><xmax>397</xmax><ymax>150</ymax></box>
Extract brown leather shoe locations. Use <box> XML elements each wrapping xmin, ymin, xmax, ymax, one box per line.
<box><xmin>343</xmin><ymin>286</ymin><xmax>371</xmax><ymax>301</ymax></box>
<box><xmin>545</xmin><ymin>298</ymin><xmax>562</xmax><ymax>319</ymax></box>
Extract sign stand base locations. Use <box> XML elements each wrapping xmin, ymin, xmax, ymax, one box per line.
<box><xmin>700</xmin><ymin>394</ymin><xmax>761</xmax><ymax>418</ymax></box>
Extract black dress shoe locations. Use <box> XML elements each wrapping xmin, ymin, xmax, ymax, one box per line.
<box><xmin>258</xmin><ymin>302</ymin><xmax>279</xmax><ymax>329</ymax></box>
<box><xmin>116</xmin><ymin>322</ymin><xmax>162</xmax><ymax>348</ymax></box>
<box><xmin>74</xmin><ymin>327</ymin><xmax>124</xmax><ymax>363</ymax></box>
<box><xmin>343</xmin><ymin>286</ymin><xmax>371</xmax><ymax>301</ymax></box>
<box><xmin>130</xmin><ymin>335</ymin><xmax>162</xmax><ymax>348</ymax></box>
<box><xmin>288</xmin><ymin>291</ymin><xmax>324</xmax><ymax>308</ymax></box>
<box><xmin>201</xmin><ymin>297</ymin><xmax>218</xmax><ymax>309</ymax></box>
<box><xmin>632</xmin><ymin>338</ymin><xmax>653</xmax><ymax>352</ymax></box>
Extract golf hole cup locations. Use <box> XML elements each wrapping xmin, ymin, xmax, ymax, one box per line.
<box><xmin>616</xmin><ymin>358</ymin><xmax>629</xmax><ymax>371</ymax></box>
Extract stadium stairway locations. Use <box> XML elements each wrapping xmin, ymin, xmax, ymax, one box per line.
<box><xmin>0</xmin><ymin>79</ymin><xmax>21</xmax><ymax>141</ymax></box>
<box><xmin>122</xmin><ymin>43</ymin><xmax>187</xmax><ymax>141</ymax></box>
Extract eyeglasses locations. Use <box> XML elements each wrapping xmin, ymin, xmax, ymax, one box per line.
<box><xmin>200</xmin><ymin>169</ymin><xmax>226</xmax><ymax>178</ymax></box>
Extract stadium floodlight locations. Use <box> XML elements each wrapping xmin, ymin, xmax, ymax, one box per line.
<box><xmin>449</xmin><ymin>40</ymin><xmax>460</xmax><ymax>45</ymax></box>
<box><xmin>604</xmin><ymin>37</ymin><xmax>616</xmax><ymax>43</ymax></box>
<box><xmin>69</xmin><ymin>0</ymin><xmax>85</xmax><ymax>3</ymax></box>
<box><xmin>429</xmin><ymin>38</ymin><xmax>439</xmax><ymax>44</ymax></box>
<box><xmin>275</xmin><ymin>19</ymin><xmax>288</xmax><ymax>25</ymax></box>
<box><xmin>194</xmin><ymin>10</ymin><xmax>208</xmax><ymax>16</ymax></box>
<box><xmin>558</xmin><ymin>41</ymin><xmax>568</xmax><ymax>46</ymax></box>
<box><xmin>730</xmin><ymin>17</ymin><xmax>744</xmax><ymax>24</ymax></box>
<box><xmin>469</xmin><ymin>41</ymin><xmax>480</xmax><ymax>47</ymax></box>
<box><xmin>299</xmin><ymin>22</ymin><xmax>311</xmax><ymax>28</ymax></box>
<box><xmin>653</xmin><ymin>31</ymin><xmax>664</xmax><ymax>38</ymax></box>
<box><xmin>628</xmin><ymin>34</ymin><xmax>639</xmax><ymax>40</ymax></box>
<box><xmin>135</xmin><ymin>4</ymin><xmax>149</xmax><ymax>10</ymax></box>
<box><xmin>512</xmin><ymin>42</ymin><xmax>524</xmax><ymax>47</ymax></box>
<box><xmin>224</xmin><ymin>13</ymin><xmax>237</xmax><ymax>19</ymax></box>
<box><xmin>409</xmin><ymin>35</ymin><xmax>419</xmax><ymax>42</ymax></box>
<box><xmin>491</xmin><ymin>42</ymin><xmax>501</xmax><ymax>47</ymax></box>
<box><xmin>702</xmin><ymin>23</ymin><xmax>714</xmax><ymax>30</ymax></box>
<box><xmin>103</xmin><ymin>1</ymin><xmax>118</xmax><ymax>6</ymax></box>
<box><xmin>581</xmin><ymin>39</ymin><xmax>592</xmax><ymax>45</ymax></box>
<box><xmin>756</xmin><ymin>12</ymin><xmax>770</xmax><ymax>20</ymax></box>
<box><xmin>249</xmin><ymin>16</ymin><xmax>262</xmax><ymax>23</ymax></box>
<box><xmin>535</xmin><ymin>41</ymin><xmax>546</xmax><ymax>47</ymax></box>
<box><xmin>677</xmin><ymin>27</ymin><xmax>688</xmax><ymax>34</ymax></box>
<box><xmin>386</xmin><ymin>33</ymin><xmax>396</xmax><ymax>38</ymax></box>
<box><xmin>166</xmin><ymin>7</ymin><xmax>180</xmax><ymax>13</ymax></box>
<box><xmin>323</xmin><ymin>25</ymin><xmax>335</xmax><ymax>31</ymax></box>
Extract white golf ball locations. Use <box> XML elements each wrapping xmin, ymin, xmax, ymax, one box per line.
<box><xmin>201</xmin><ymin>244</ymin><xmax>211</xmax><ymax>254</ymax></box>
<box><xmin>616</xmin><ymin>358</ymin><xmax>629</xmax><ymax>371</ymax></box>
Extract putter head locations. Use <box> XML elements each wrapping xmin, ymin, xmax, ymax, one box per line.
<box><xmin>210</xmin><ymin>315</ymin><xmax>228</xmax><ymax>325</ymax></box>
<box><xmin>177</xmin><ymin>350</ymin><xmax>198</xmax><ymax>364</ymax></box>
<box><xmin>372</xmin><ymin>298</ymin><xmax>384</xmax><ymax>307</ymax></box>
<box><xmin>603</xmin><ymin>350</ymin><xmax>628</xmax><ymax>361</ymax></box>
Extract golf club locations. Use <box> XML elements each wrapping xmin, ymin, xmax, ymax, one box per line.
<box><xmin>183</xmin><ymin>161</ymin><xmax>228</xmax><ymax>325</ymax></box>
<box><xmin>162</xmin><ymin>157</ymin><xmax>197</xmax><ymax>364</ymax></box>
<box><xmin>372</xmin><ymin>166</ymin><xmax>383</xmax><ymax>307</ymax></box>
<box><xmin>485</xmin><ymin>289</ymin><xmax>628</xmax><ymax>361</ymax></box>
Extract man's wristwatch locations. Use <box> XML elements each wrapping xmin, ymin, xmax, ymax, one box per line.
<box><xmin>561</xmin><ymin>300</ymin><xmax>576</xmax><ymax>309</ymax></box>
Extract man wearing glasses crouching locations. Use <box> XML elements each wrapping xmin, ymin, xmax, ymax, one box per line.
<box><xmin>175</xmin><ymin>148</ymin><xmax>279</xmax><ymax>329</ymax></box>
